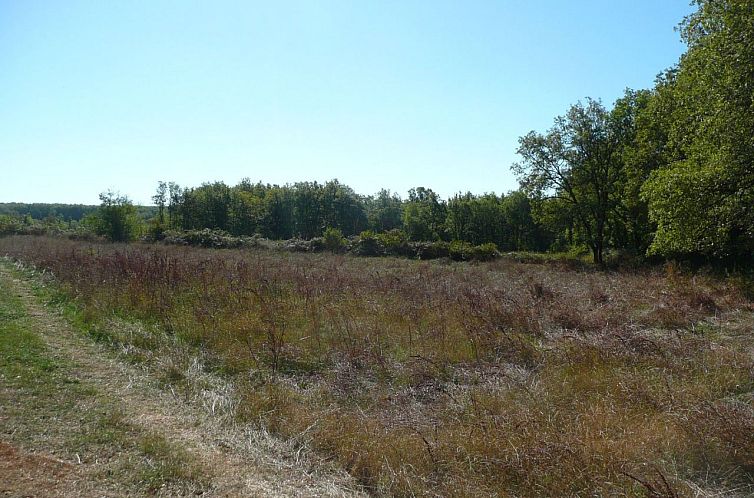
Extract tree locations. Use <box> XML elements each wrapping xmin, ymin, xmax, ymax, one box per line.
<box><xmin>95</xmin><ymin>191</ymin><xmax>139</xmax><ymax>242</ymax></box>
<box><xmin>609</xmin><ymin>89</ymin><xmax>661</xmax><ymax>255</ymax></box>
<box><xmin>446</xmin><ymin>193</ymin><xmax>475</xmax><ymax>243</ymax></box>
<box><xmin>366</xmin><ymin>189</ymin><xmax>404</xmax><ymax>232</ymax></box>
<box><xmin>641</xmin><ymin>0</ymin><xmax>754</xmax><ymax>259</ymax></box>
<box><xmin>402</xmin><ymin>187</ymin><xmax>447</xmax><ymax>241</ymax></box>
<box><xmin>292</xmin><ymin>182</ymin><xmax>323</xmax><ymax>239</ymax></box>
<box><xmin>513</xmin><ymin>99</ymin><xmax>622</xmax><ymax>264</ymax></box>
<box><xmin>262</xmin><ymin>187</ymin><xmax>294</xmax><ymax>239</ymax></box>
<box><xmin>322</xmin><ymin>226</ymin><xmax>346</xmax><ymax>253</ymax></box>
<box><xmin>319</xmin><ymin>180</ymin><xmax>368</xmax><ymax>236</ymax></box>
<box><xmin>228</xmin><ymin>189</ymin><xmax>266</xmax><ymax>236</ymax></box>
<box><xmin>152</xmin><ymin>181</ymin><xmax>167</xmax><ymax>225</ymax></box>
<box><xmin>500</xmin><ymin>191</ymin><xmax>550</xmax><ymax>251</ymax></box>
<box><xmin>167</xmin><ymin>182</ymin><xmax>182</xmax><ymax>228</ymax></box>
<box><xmin>446</xmin><ymin>193</ymin><xmax>509</xmax><ymax>247</ymax></box>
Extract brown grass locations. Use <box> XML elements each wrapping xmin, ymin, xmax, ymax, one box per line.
<box><xmin>2</xmin><ymin>234</ymin><xmax>754</xmax><ymax>496</ymax></box>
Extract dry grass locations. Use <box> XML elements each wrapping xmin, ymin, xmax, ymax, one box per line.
<box><xmin>2</xmin><ymin>234</ymin><xmax>754</xmax><ymax>496</ymax></box>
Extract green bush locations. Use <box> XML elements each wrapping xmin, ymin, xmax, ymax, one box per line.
<box><xmin>410</xmin><ymin>241</ymin><xmax>450</xmax><ymax>260</ymax></box>
<box><xmin>468</xmin><ymin>242</ymin><xmax>500</xmax><ymax>261</ymax></box>
<box><xmin>282</xmin><ymin>237</ymin><xmax>324</xmax><ymax>253</ymax></box>
<box><xmin>376</xmin><ymin>229</ymin><xmax>413</xmax><ymax>257</ymax></box>
<box><xmin>162</xmin><ymin>229</ymin><xmax>263</xmax><ymax>249</ymax></box>
<box><xmin>352</xmin><ymin>230</ymin><xmax>382</xmax><ymax>256</ymax></box>
<box><xmin>95</xmin><ymin>191</ymin><xmax>140</xmax><ymax>242</ymax></box>
<box><xmin>0</xmin><ymin>215</ymin><xmax>22</xmax><ymax>236</ymax></box>
<box><xmin>449</xmin><ymin>240</ymin><xmax>474</xmax><ymax>261</ymax></box>
<box><xmin>449</xmin><ymin>240</ymin><xmax>499</xmax><ymax>261</ymax></box>
<box><xmin>323</xmin><ymin>227</ymin><xmax>346</xmax><ymax>253</ymax></box>
<box><xmin>146</xmin><ymin>219</ymin><xmax>167</xmax><ymax>241</ymax></box>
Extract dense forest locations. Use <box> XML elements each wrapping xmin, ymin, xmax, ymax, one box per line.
<box><xmin>144</xmin><ymin>180</ymin><xmax>551</xmax><ymax>251</ymax></box>
<box><xmin>0</xmin><ymin>203</ymin><xmax>98</xmax><ymax>222</ymax></box>
<box><xmin>3</xmin><ymin>1</ymin><xmax>752</xmax><ymax>266</ymax></box>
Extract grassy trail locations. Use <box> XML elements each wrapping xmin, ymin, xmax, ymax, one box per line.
<box><xmin>0</xmin><ymin>262</ymin><xmax>358</xmax><ymax>497</ymax></box>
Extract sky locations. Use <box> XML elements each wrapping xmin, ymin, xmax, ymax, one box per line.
<box><xmin>1</xmin><ymin>0</ymin><xmax>694</xmax><ymax>205</ymax></box>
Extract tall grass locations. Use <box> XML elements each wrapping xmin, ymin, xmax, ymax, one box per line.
<box><xmin>2</xmin><ymin>235</ymin><xmax>753</xmax><ymax>496</ymax></box>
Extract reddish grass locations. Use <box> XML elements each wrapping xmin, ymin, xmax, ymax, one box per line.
<box><xmin>2</xmin><ymin>235</ymin><xmax>754</xmax><ymax>496</ymax></box>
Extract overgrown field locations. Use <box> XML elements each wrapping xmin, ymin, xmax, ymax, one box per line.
<box><xmin>2</xmin><ymin>235</ymin><xmax>754</xmax><ymax>496</ymax></box>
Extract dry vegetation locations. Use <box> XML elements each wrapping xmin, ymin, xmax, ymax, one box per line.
<box><xmin>2</xmin><ymin>234</ymin><xmax>754</xmax><ymax>496</ymax></box>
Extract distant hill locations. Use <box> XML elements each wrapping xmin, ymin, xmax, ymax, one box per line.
<box><xmin>0</xmin><ymin>203</ymin><xmax>157</xmax><ymax>221</ymax></box>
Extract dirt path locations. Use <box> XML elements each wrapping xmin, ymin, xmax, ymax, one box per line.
<box><xmin>0</xmin><ymin>264</ymin><xmax>362</xmax><ymax>497</ymax></box>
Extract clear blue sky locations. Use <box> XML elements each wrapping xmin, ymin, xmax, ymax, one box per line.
<box><xmin>1</xmin><ymin>0</ymin><xmax>692</xmax><ymax>205</ymax></box>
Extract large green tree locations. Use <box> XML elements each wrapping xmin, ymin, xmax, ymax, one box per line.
<box><xmin>365</xmin><ymin>189</ymin><xmax>404</xmax><ymax>232</ymax></box>
<box><xmin>402</xmin><ymin>187</ymin><xmax>447</xmax><ymax>241</ymax></box>
<box><xmin>609</xmin><ymin>89</ymin><xmax>662</xmax><ymax>254</ymax></box>
<box><xmin>514</xmin><ymin>99</ymin><xmax>623</xmax><ymax>264</ymax></box>
<box><xmin>642</xmin><ymin>0</ymin><xmax>754</xmax><ymax>259</ymax></box>
<box><xmin>446</xmin><ymin>193</ymin><xmax>511</xmax><ymax>247</ymax></box>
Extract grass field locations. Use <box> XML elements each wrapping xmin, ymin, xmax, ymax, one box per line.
<box><xmin>0</xmin><ymin>257</ymin><xmax>209</xmax><ymax>496</ymax></box>
<box><xmin>2</xmin><ymin>234</ymin><xmax>754</xmax><ymax>496</ymax></box>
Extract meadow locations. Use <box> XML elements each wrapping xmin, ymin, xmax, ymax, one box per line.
<box><xmin>2</xmin><ymin>234</ymin><xmax>753</xmax><ymax>496</ymax></box>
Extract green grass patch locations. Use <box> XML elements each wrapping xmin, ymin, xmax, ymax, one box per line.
<box><xmin>0</xmin><ymin>264</ymin><xmax>209</xmax><ymax>494</ymax></box>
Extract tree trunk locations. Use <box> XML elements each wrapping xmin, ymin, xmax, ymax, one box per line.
<box><xmin>593</xmin><ymin>241</ymin><xmax>604</xmax><ymax>266</ymax></box>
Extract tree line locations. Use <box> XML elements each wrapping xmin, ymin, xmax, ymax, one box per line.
<box><xmin>5</xmin><ymin>1</ymin><xmax>752</xmax><ymax>265</ymax></box>
<box><xmin>147</xmin><ymin>179</ymin><xmax>553</xmax><ymax>252</ymax></box>
<box><xmin>0</xmin><ymin>203</ymin><xmax>98</xmax><ymax>222</ymax></box>
<box><xmin>138</xmin><ymin>1</ymin><xmax>754</xmax><ymax>264</ymax></box>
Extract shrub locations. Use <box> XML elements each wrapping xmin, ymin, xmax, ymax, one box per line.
<box><xmin>469</xmin><ymin>242</ymin><xmax>500</xmax><ymax>262</ymax></box>
<box><xmin>449</xmin><ymin>240</ymin><xmax>474</xmax><ymax>261</ymax></box>
<box><xmin>323</xmin><ymin>227</ymin><xmax>346</xmax><ymax>254</ymax></box>
<box><xmin>282</xmin><ymin>237</ymin><xmax>324</xmax><ymax>253</ymax></box>
<box><xmin>0</xmin><ymin>215</ymin><xmax>22</xmax><ymax>236</ymax></box>
<box><xmin>448</xmin><ymin>241</ymin><xmax>499</xmax><ymax>262</ymax></box>
<box><xmin>351</xmin><ymin>231</ymin><xmax>382</xmax><ymax>257</ymax></box>
<box><xmin>376</xmin><ymin>229</ymin><xmax>413</xmax><ymax>257</ymax></box>
<box><xmin>146</xmin><ymin>220</ymin><xmax>167</xmax><ymax>242</ymax></box>
<box><xmin>162</xmin><ymin>229</ymin><xmax>264</xmax><ymax>249</ymax></box>
<box><xmin>95</xmin><ymin>191</ymin><xmax>140</xmax><ymax>242</ymax></box>
<box><xmin>410</xmin><ymin>241</ymin><xmax>449</xmax><ymax>260</ymax></box>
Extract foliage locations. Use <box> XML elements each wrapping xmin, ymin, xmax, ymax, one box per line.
<box><xmin>92</xmin><ymin>191</ymin><xmax>140</xmax><ymax>242</ymax></box>
<box><xmin>152</xmin><ymin>181</ymin><xmax>167</xmax><ymax>225</ymax></box>
<box><xmin>282</xmin><ymin>237</ymin><xmax>324</xmax><ymax>253</ymax></box>
<box><xmin>514</xmin><ymin>99</ymin><xmax>623</xmax><ymax>265</ymax></box>
<box><xmin>352</xmin><ymin>230</ymin><xmax>382</xmax><ymax>256</ymax></box>
<box><xmin>0</xmin><ymin>215</ymin><xmax>23</xmax><ymax>236</ymax></box>
<box><xmin>364</xmin><ymin>189</ymin><xmax>403</xmax><ymax>232</ymax></box>
<box><xmin>376</xmin><ymin>229</ymin><xmax>413</xmax><ymax>257</ymax></box>
<box><xmin>322</xmin><ymin>227</ymin><xmax>346</xmax><ymax>253</ymax></box>
<box><xmin>469</xmin><ymin>242</ymin><xmax>500</xmax><ymax>261</ymax></box>
<box><xmin>608</xmin><ymin>89</ymin><xmax>658</xmax><ymax>255</ymax></box>
<box><xmin>641</xmin><ymin>0</ymin><xmax>754</xmax><ymax>259</ymax></box>
<box><xmin>173</xmin><ymin>179</ymin><xmax>368</xmax><ymax>241</ymax></box>
<box><xmin>410</xmin><ymin>240</ymin><xmax>449</xmax><ymax>259</ymax></box>
<box><xmin>162</xmin><ymin>229</ymin><xmax>264</xmax><ymax>249</ymax></box>
<box><xmin>448</xmin><ymin>240</ymin><xmax>500</xmax><ymax>262</ymax></box>
<box><xmin>403</xmin><ymin>187</ymin><xmax>447</xmax><ymax>242</ymax></box>
<box><xmin>447</xmin><ymin>193</ymin><xmax>504</xmax><ymax>246</ymax></box>
<box><xmin>500</xmin><ymin>191</ymin><xmax>552</xmax><ymax>251</ymax></box>
<box><xmin>0</xmin><ymin>202</ymin><xmax>98</xmax><ymax>221</ymax></box>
